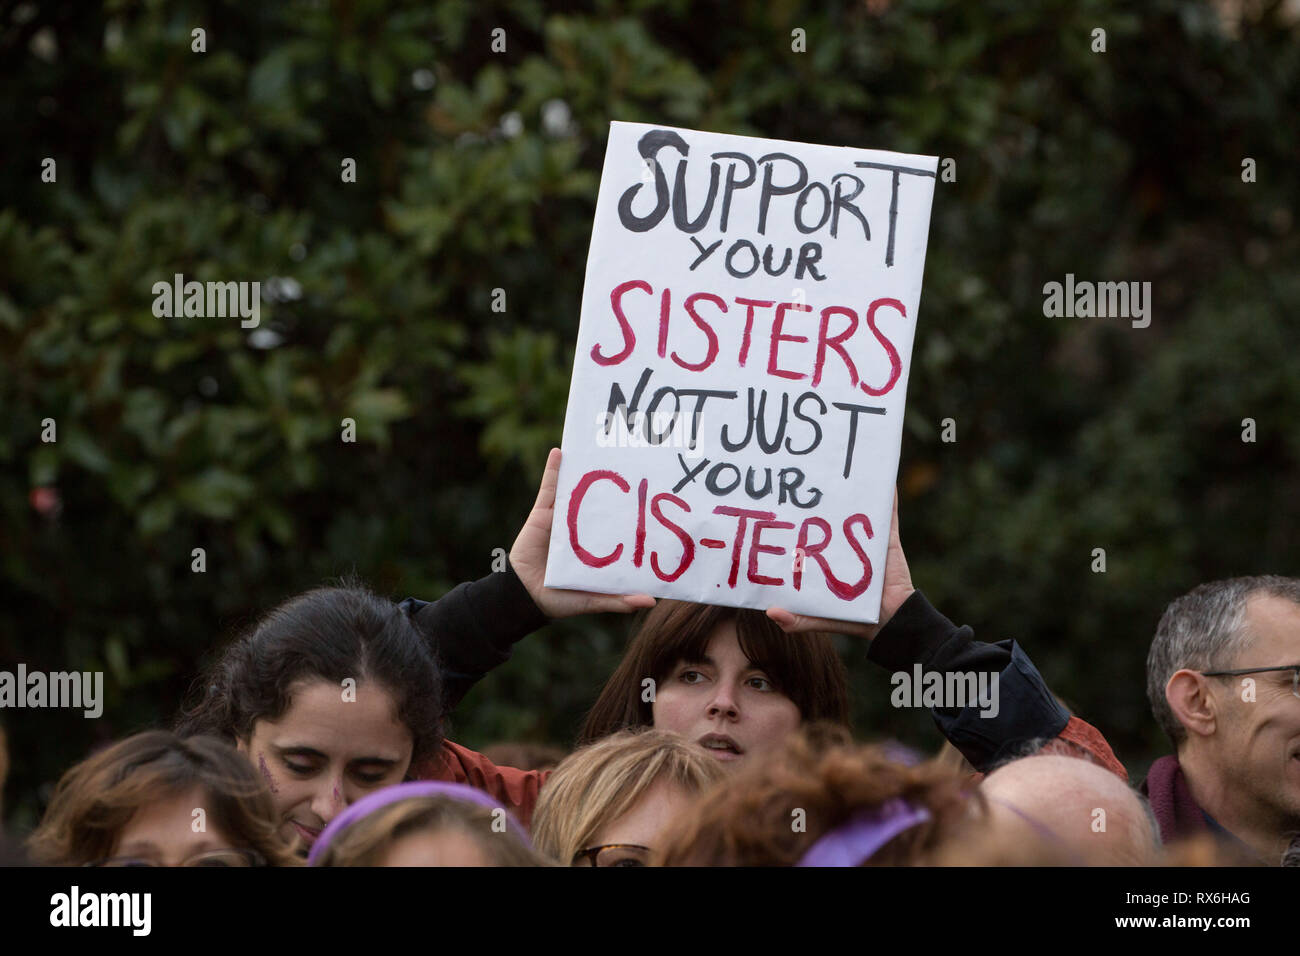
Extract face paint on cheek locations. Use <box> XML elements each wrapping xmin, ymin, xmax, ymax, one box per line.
<box><xmin>257</xmin><ymin>754</ymin><xmax>279</xmax><ymax>794</ymax></box>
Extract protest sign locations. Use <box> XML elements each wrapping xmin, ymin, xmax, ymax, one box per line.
<box><xmin>545</xmin><ymin>122</ymin><xmax>937</xmax><ymax>623</ymax></box>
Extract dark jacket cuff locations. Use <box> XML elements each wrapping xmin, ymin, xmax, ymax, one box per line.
<box><xmin>865</xmin><ymin>589</ymin><xmax>1070</xmax><ymax>772</ymax></box>
<box><xmin>866</xmin><ymin>590</ymin><xmax>962</xmax><ymax>671</ymax></box>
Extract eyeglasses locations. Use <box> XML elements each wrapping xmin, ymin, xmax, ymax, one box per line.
<box><xmin>1201</xmin><ymin>665</ymin><xmax>1300</xmax><ymax>699</ymax></box>
<box><xmin>571</xmin><ymin>844</ymin><xmax>652</xmax><ymax>867</ymax></box>
<box><xmin>85</xmin><ymin>848</ymin><xmax>267</xmax><ymax>868</ymax></box>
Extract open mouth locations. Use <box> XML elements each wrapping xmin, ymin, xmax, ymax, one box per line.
<box><xmin>698</xmin><ymin>733</ymin><xmax>744</xmax><ymax>760</ymax></box>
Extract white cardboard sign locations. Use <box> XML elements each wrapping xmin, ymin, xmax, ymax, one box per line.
<box><xmin>545</xmin><ymin>122</ymin><xmax>937</xmax><ymax>623</ymax></box>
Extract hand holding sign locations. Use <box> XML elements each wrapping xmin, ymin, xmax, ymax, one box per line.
<box><xmin>765</xmin><ymin>489</ymin><xmax>914</xmax><ymax>639</ymax></box>
<box><xmin>546</xmin><ymin>123</ymin><xmax>937</xmax><ymax>623</ymax></box>
<box><xmin>510</xmin><ymin>447</ymin><xmax>657</xmax><ymax>618</ymax></box>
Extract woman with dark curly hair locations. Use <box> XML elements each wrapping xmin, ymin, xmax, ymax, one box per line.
<box><xmin>578</xmin><ymin>600</ymin><xmax>849</xmax><ymax>768</ymax></box>
<box><xmin>27</xmin><ymin>730</ymin><xmax>297</xmax><ymax>867</ymax></box>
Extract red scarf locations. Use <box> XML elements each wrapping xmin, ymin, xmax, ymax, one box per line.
<box><xmin>1140</xmin><ymin>754</ymin><xmax>1209</xmax><ymax>843</ymax></box>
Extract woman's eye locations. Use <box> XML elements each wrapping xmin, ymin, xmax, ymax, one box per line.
<box><xmin>283</xmin><ymin>760</ymin><xmax>316</xmax><ymax>776</ymax></box>
<box><xmin>678</xmin><ymin>669</ymin><xmax>705</xmax><ymax>684</ymax></box>
<box><xmin>353</xmin><ymin>771</ymin><xmax>387</xmax><ymax>785</ymax></box>
<box><xmin>747</xmin><ymin>676</ymin><xmax>773</xmax><ymax>691</ymax></box>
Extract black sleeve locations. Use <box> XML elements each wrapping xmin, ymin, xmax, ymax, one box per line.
<box><xmin>866</xmin><ymin>590</ymin><xmax>1069</xmax><ymax>772</ymax></box>
<box><xmin>399</xmin><ymin>560</ymin><xmax>550</xmax><ymax>714</ymax></box>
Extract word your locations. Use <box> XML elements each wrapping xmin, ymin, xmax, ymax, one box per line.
<box><xmin>1042</xmin><ymin>274</ymin><xmax>1151</xmax><ymax>329</ymax></box>
<box><xmin>151</xmin><ymin>273</ymin><xmax>260</xmax><ymax>328</ymax></box>
<box><xmin>0</xmin><ymin>665</ymin><xmax>102</xmax><ymax>718</ymax></box>
<box><xmin>50</xmin><ymin>887</ymin><xmax>151</xmax><ymax>936</ymax></box>
<box><xmin>889</xmin><ymin>664</ymin><xmax>999</xmax><ymax>718</ymax></box>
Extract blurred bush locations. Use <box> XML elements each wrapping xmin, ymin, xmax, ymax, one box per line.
<box><xmin>1</xmin><ymin>0</ymin><xmax>1298</xmax><ymax>826</ymax></box>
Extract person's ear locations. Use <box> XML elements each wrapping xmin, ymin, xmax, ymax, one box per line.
<box><xmin>235</xmin><ymin>736</ymin><xmax>249</xmax><ymax>755</ymax></box>
<box><xmin>1166</xmin><ymin>669</ymin><xmax>1218</xmax><ymax>740</ymax></box>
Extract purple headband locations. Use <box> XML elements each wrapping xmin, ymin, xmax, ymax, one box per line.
<box><xmin>795</xmin><ymin>798</ymin><xmax>931</xmax><ymax>867</ymax></box>
<box><xmin>306</xmin><ymin>781</ymin><xmax>531</xmax><ymax>866</ymax></box>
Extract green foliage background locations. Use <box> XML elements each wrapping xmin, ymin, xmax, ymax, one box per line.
<box><xmin>2</xmin><ymin>0</ymin><xmax>1298</xmax><ymax>828</ymax></box>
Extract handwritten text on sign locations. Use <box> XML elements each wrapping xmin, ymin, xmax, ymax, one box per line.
<box><xmin>546</xmin><ymin>123</ymin><xmax>936</xmax><ymax>623</ymax></box>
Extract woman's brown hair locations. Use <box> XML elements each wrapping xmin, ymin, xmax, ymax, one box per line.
<box><xmin>656</xmin><ymin>723</ymin><xmax>977</xmax><ymax>866</ymax></box>
<box><xmin>580</xmin><ymin>601</ymin><xmax>849</xmax><ymax>744</ymax></box>
<box><xmin>27</xmin><ymin>731</ymin><xmax>298</xmax><ymax>866</ymax></box>
<box><xmin>176</xmin><ymin>581</ymin><xmax>443</xmax><ymax>766</ymax></box>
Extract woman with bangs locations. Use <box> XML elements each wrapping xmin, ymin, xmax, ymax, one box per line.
<box><xmin>578</xmin><ymin>600</ymin><xmax>851</xmax><ymax>768</ymax></box>
<box><xmin>480</xmin><ymin>451</ymin><xmax>913</xmax><ymax>770</ymax></box>
<box><xmin>425</xmin><ymin>448</ymin><xmax>912</xmax><ymax>773</ymax></box>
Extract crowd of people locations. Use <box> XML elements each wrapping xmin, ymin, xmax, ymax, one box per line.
<box><xmin>8</xmin><ymin>449</ymin><xmax>1300</xmax><ymax>867</ymax></box>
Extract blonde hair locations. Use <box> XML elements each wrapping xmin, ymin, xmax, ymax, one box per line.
<box><xmin>312</xmin><ymin>795</ymin><xmax>552</xmax><ymax>867</ymax></box>
<box><xmin>531</xmin><ymin>729</ymin><xmax>724</xmax><ymax>865</ymax></box>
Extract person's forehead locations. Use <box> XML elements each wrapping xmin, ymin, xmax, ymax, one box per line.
<box><xmin>1241</xmin><ymin>593</ymin><xmax>1300</xmax><ymax>662</ymax></box>
<box><xmin>593</xmin><ymin>779</ymin><xmax>691</xmax><ymax>846</ymax></box>
<box><xmin>121</xmin><ymin>786</ymin><xmax>208</xmax><ymax>829</ymax></box>
<box><xmin>262</xmin><ymin>680</ymin><xmax>411</xmax><ymax>757</ymax></box>
<box><xmin>116</xmin><ymin>787</ymin><xmax>228</xmax><ymax>849</ymax></box>
<box><xmin>285</xmin><ymin>678</ymin><xmax>401</xmax><ymax>721</ymax></box>
<box><xmin>703</xmin><ymin>623</ymin><xmax>758</xmax><ymax>666</ymax></box>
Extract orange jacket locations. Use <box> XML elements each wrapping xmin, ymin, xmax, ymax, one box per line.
<box><xmin>414</xmin><ymin>740</ymin><xmax>551</xmax><ymax>830</ymax></box>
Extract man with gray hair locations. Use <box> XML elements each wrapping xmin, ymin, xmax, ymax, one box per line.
<box><xmin>1143</xmin><ymin>576</ymin><xmax>1300</xmax><ymax>865</ymax></box>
